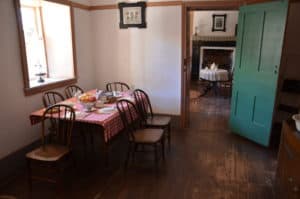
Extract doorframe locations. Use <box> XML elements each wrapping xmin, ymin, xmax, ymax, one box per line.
<box><xmin>180</xmin><ymin>1</ymin><xmax>241</xmax><ymax>128</ymax></box>
<box><xmin>180</xmin><ymin>0</ymin><xmax>274</xmax><ymax>128</ymax></box>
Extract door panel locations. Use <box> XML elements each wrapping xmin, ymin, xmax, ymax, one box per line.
<box><xmin>260</xmin><ymin>10</ymin><xmax>286</xmax><ymax>74</ymax></box>
<box><xmin>240</xmin><ymin>12</ymin><xmax>264</xmax><ymax>72</ymax></box>
<box><xmin>230</xmin><ymin>1</ymin><xmax>288</xmax><ymax>146</ymax></box>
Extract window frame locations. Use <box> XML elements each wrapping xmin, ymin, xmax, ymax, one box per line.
<box><xmin>14</xmin><ymin>0</ymin><xmax>78</xmax><ymax>96</ymax></box>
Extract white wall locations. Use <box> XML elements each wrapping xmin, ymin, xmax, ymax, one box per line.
<box><xmin>0</xmin><ymin>0</ymin><xmax>94</xmax><ymax>159</ymax></box>
<box><xmin>91</xmin><ymin>6</ymin><xmax>182</xmax><ymax>115</ymax></box>
<box><xmin>192</xmin><ymin>11</ymin><xmax>239</xmax><ymax>36</ymax></box>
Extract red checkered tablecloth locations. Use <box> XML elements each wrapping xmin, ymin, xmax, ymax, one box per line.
<box><xmin>30</xmin><ymin>90</ymin><xmax>136</xmax><ymax>143</ymax></box>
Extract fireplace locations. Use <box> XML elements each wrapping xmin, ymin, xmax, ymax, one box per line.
<box><xmin>191</xmin><ymin>38</ymin><xmax>236</xmax><ymax>80</ymax></box>
<box><xmin>199</xmin><ymin>46</ymin><xmax>235</xmax><ymax>71</ymax></box>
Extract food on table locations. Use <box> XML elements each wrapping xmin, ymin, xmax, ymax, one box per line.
<box><xmin>79</xmin><ymin>93</ymin><xmax>96</xmax><ymax>103</ymax></box>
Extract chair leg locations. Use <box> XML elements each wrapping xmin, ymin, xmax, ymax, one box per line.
<box><xmin>161</xmin><ymin>138</ymin><xmax>165</xmax><ymax>161</ymax></box>
<box><xmin>132</xmin><ymin>143</ymin><xmax>138</xmax><ymax>163</ymax></box>
<box><xmin>154</xmin><ymin>143</ymin><xmax>159</xmax><ymax>171</ymax></box>
<box><xmin>124</xmin><ymin>143</ymin><xmax>132</xmax><ymax>169</ymax></box>
<box><xmin>167</xmin><ymin>124</ymin><xmax>171</xmax><ymax>150</ymax></box>
<box><xmin>104</xmin><ymin>143</ymin><xmax>109</xmax><ymax>168</ymax></box>
<box><xmin>90</xmin><ymin>132</ymin><xmax>94</xmax><ymax>152</ymax></box>
<box><xmin>80</xmin><ymin>127</ymin><xmax>87</xmax><ymax>159</ymax></box>
<box><xmin>27</xmin><ymin>159</ymin><xmax>32</xmax><ymax>194</ymax></box>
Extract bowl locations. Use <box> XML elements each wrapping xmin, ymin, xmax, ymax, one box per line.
<box><xmin>80</xmin><ymin>101</ymin><xmax>95</xmax><ymax>112</ymax></box>
<box><xmin>292</xmin><ymin>114</ymin><xmax>300</xmax><ymax>131</ymax></box>
<box><xmin>78</xmin><ymin>93</ymin><xmax>97</xmax><ymax>112</ymax></box>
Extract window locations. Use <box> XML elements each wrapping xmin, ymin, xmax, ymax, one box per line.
<box><xmin>15</xmin><ymin>0</ymin><xmax>77</xmax><ymax>95</ymax></box>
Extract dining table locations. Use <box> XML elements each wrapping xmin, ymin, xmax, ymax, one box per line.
<box><xmin>29</xmin><ymin>89</ymin><xmax>136</xmax><ymax>166</ymax></box>
<box><xmin>199</xmin><ymin>69</ymin><xmax>229</xmax><ymax>97</ymax></box>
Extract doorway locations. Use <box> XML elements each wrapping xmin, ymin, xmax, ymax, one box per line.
<box><xmin>181</xmin><ymin>1</ymin><xmax>241</xmax><ymax>128</ymax></box>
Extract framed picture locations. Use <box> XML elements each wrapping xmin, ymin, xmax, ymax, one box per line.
<box><xmin>118</xmin><ymin>2</ymin><xmax>146</xmax><ymax>29</ymax></box>
<box><xmin>212</xmin><ymin>14</ymin><xmax>227</xmax><ymax>32</ymax></box>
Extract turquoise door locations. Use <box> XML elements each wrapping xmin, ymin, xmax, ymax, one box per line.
<box><xmin>230</xmin><ymin>1</ymin><xmax>288</xmax><ymax>146</ymax></box>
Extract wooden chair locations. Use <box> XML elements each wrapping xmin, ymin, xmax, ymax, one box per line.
<box><xmin>133</xmin><ymin>89</ymin><xmax>171</xmax><ymax>148</ymax></box>
<box><xmin>220</xmin><ymin>69</ymin><xmax>234</xmax><ymax>97</ymax></box>
<box><xmin>116</xmin><ymin>99</ymin><xmax>165</xmax><ymax>169</ymax></box>
<box><xmin>26</xmin><ymin>104</ymin><xmax>76</xmax><ymax>192</ymax></box>
<box><xmin>43</xmin><ymin>91</ymin><xmax>65</xmax><ymax>108</ymax></box>
<box><xmin>64</xmin><ymin>85</ymin><xmax>95</xmax><ymax>155</ymax></box>
<box><xmin>64</xmin><ymin>85</ymin><xmax>84</xmax><ymax>99</ymax></box>
<box><xmin>106</xmin><ymin>82</ymin><xmax>130</xmax><ymax>92</ymax></box>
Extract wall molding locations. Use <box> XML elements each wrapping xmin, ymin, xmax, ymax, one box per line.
<box><xmin>71</xmin><ymin>0</ymin><xmax>274</xmax><ymax>11</ymax></box>
<box><xmin>70</xmin><ymin>1</ymin><xmax>90</xmax><ymax>10</ymax></box>
<box><xmin>147</xmin><ymin>1</ymin><xmax>182</xmax><ymax>7</ymax></box>
<box><xmin>89</xmin><ymin>4</ymin><xmax>118</xmax><ymax>11</ymax></box>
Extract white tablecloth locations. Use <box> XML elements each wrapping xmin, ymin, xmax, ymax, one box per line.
<box><xmin>199</xmin><ymin>69</ymin><xmax>229</xmax><ymax>81</ymax></box>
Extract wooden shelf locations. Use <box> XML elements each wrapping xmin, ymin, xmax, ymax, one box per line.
<box><xmin>282</xmin><ymin>79</ymin><xmax>300</xmax><ymax>94</ymax></box>
<box><xmin>278</xmin><ymin>104</ymin><xmax>299</xmax><ymax>114</ymax></box>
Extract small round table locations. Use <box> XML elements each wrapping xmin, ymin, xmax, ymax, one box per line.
<box><xmin>199</xmin><ymin>69</ymin><xmax>229</xmax><ymax>96</ymax></box>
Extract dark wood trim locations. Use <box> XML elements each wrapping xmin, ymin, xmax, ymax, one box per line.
<box><xmin>195</xmin><ymin>40</ymin><xmax>236</xmax><ymax>47</ymax></box>
<box><xmin>89</xmin><ymin>4</ymin><xmax>118</xmax><ymax>11</ymax></box>
<box><xmin>147</xmin><ymin>1</ymin><xmax>182</xmax><ymax>7</ymax></box>
<box><xmin>24</xmin><ymin>78</ymin><xmax>77</xmax><ymax>96</ymax></box>
<box><xmin>70</xmin><ymin>1</ymin><xmax>90</xmax><ymax>10</ymax></box>
<box><xmin>181</xmin><ymin>3</ymin><xmax>187</xmax><ymax>128</ymax></box>
<box><xmin>245</xmin><ymin>0</ymin><xmax>274</xmax><ymax>5</ymax></box>
<box><xmin>70</xmin><ymin>6</ymin><xmax>78</xmax><ymax>80</ymax></box>
<box><xmin>72</xmin><ymin>0</ymin><xmax>277</xmax><ymax>11</ymax></box>
<box><xmin>44</xmin><ymin>0</ymin><xmax>71</xmax><ymax>6</ymax></box>
<box><xmin>14</xmin><ymin>0</ymin><xmax>30</xmax><ymax>90</ymax></box>
<box><xmin>183</xmin><ymin>1</ymin><xmax>242</xmax><ymax>10</ymax></box>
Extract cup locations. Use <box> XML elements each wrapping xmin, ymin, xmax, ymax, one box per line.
<box><xmin>292</xmin><ymin>114</ymin><xmax>300</xmax><ymax>132</ymax></box>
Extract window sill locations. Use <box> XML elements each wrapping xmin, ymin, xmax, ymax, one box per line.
<box><xmin>24</xmin><ymin>78</ymin><xmax>77</xmax><ymax>96</ymax></box>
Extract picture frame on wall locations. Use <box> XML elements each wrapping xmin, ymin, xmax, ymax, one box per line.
<box><xmin>212</xmin><ymin>14</ymin><xmax>227</xmax><ymax>32</ymax></box>
<box><xmin>118</xmin><ymin>2</ymin><xmax>146</xmax><ymax>29</ymax></box>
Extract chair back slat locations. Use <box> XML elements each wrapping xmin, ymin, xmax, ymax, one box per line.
<box><xmin>43</xmin><ymin>91</ymin><xmax>65</xmax><ymax>108</ymax></box>
<box><xmin>116</xmin><ymin>99</ymin><xmax>140</xmax><ymax>141</ymax></box>
<box><xmin>42</xmin><ymin>104</ymin><xmax>75</xmax><ymax>148</ymax></box>
<box><xmin>65</xmin><ymin>85</ymin><xmax>84</xmax><ymax>98</ymax></box>
<box><xmin>133</xmin><ymin>89</ymin><xmax>154</xmax><ymax>121</ymax></box>
<box><xmin>106</xmin><ymin>82</ymin><xmax>130</xmax><ymax>92</ymax></box>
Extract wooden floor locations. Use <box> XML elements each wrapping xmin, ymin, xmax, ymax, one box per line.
<box><xmin>0</xmin><ymin>82</ymin><xmax>278</xmax><ymax>199</ymax></box>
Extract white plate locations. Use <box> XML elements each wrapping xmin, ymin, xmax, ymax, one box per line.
<box><xmin>97</xmin><ymin>107</ymin><xmax>116</xmax><ymax>114</ymax></box>
<box><xmin>95</xmin><ymin>101</ymin><xmax>106</xmax><ymax>108</ymax></box>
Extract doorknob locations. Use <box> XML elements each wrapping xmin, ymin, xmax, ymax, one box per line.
<box><xmin>274</xmin><ymin>70</ymin><xmax>278</xmax><ymax>74</ymax></box>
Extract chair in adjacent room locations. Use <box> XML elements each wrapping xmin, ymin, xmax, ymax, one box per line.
<box><xmin>106</xmin><ymin>82</ymin><xmax>130</xmax><ymax>92</ymax></box>
<box><xmin>26</xmin><ymin>104</ymin><xmax>76</xmax><ymax>192</ymax></box>
<box><xmin>116</xmin><ymin>99</ymin><xmax>165</xmax><ymax>170</ymax></box>
<box><xmin>64</xmin><ymin>85</ymin><xmax>84</xmax><ymax>98</ymax></box>
<box><xmin>133</xmin><ymin>89</ymin><xmax>171</xmax><ymax>148</ymax></box>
